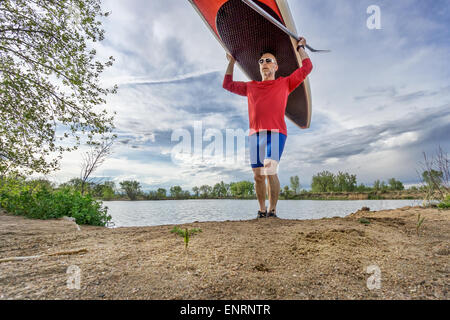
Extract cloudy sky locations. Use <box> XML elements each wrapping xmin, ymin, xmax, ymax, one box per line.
<box><xmin>49</xmin><ymin>0</ymin><xmax>450</xmax><ymax>191</ymax></box>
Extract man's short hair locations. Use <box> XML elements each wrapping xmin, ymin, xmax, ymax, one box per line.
<box><xmin>259</xmin><ymin>51</ymin><xmax>277</xmax><ymax>58</ymax></box>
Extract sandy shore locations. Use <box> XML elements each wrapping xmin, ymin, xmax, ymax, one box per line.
<box><xmin>0</xmin><ymin>206</ymin><xmax>448</xmax><ymax>300</ymax></box>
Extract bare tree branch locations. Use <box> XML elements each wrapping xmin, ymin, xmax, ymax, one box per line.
<box><xmin>80</xmin><ymin>137</ymin><xmax>115</xmax><ymax>195</ymax></box>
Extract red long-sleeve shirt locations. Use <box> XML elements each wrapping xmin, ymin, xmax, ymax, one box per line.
<box><xmin>223</xmin><ymin>58</ymin><xmax>313</xmax><ymax>136</ymax></box>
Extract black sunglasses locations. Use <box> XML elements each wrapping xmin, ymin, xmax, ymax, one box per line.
<box><xmin>258</xmin><ymin>58</ymin><xmax>276</xmax><ymax>64</ymax></box>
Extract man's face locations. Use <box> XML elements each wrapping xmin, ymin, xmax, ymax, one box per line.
<box><xmin>259</xmin><ymin>53</ymin><xmax>278</xmax><ymax>79</ymax></box>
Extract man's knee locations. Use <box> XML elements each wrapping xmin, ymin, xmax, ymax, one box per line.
<box><xmin>254</xmin><ymin>173</ymin><xmax>265</xmax><ymax>183</ymax></box>
<box><xmin>263</xmin><ymin>159</ymin><xmax>279</xmax><ymax>176</ymax></box>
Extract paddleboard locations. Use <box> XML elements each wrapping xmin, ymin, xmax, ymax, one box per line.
<box><xmin>188</xmin><ymin>0</ymin><xmax>312</xmax><ymax>129</ymax></box>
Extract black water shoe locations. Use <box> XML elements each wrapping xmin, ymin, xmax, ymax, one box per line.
<box><xmin>268</xmin><ymin>209</ymin><xmax>278</xmax><ymax>218</ymax></box>
<box><xmin>257</xmin><ymin>210</ymin><xmax>267</xmax><ymax>219</ymax></box>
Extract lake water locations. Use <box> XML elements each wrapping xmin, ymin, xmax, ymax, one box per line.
<box><xmin>102</xmin><ymin>199</ymin><xmax>423</xmax><ymax>228</ymax></box>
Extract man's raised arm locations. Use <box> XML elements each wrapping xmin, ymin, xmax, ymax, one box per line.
<box><xmin>225</xmin><ymin>53</ymin><xmax>235</xmax><ymax>76</ymax></box>
<box><xmin>297</xmin><ymin>37</ymin><xmax>310</xmax><ymax>61</ymax></box>
<box><xmin>223</xmin><ymin>53</ymin><xmax>247</xmax><ymax>96</ymax></box>
<box><xmin>287</xmin><ymin>37</ymin><xmax>313</xmax><ymax>93</ymax></box>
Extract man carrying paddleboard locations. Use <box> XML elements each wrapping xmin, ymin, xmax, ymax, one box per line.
<box><xmin>223</xmin><ymin>37</ymin><xmax>313</xmax><ymax>218</ymax></box>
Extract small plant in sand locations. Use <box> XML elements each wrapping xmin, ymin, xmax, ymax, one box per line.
<box><xmin>416</xmin><ymin>213</ymin><xmax>425</xmax><ymax>236</ymax></box>
<box><xmin>359</xmin><ymin>218</ymin><xmax>371</xmax><ymax>225</ymax></box>
<box><xmin>170</xmin><ymin>226</ymin><xmax>202</xmax><ymax>268</ymax></box>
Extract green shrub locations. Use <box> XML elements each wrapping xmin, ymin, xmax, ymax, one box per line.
<box><xmin>438</xmin><ymin>195</ymin><xmax>450</xmax><ymax>209</ymax></box>
<box><xmin>0</xmin><ymin>177</ymin><xmax>111</xmax><ymax>226</ymax></box>
<box><xmin>358</xmin><ymin>218</ymin><xmax>371</xmax><ymax>225</ymax></box>
<box><xmin>368</xmin><ymin>193</ymin><xmax>383</xmax><ymax>200</ymax></box>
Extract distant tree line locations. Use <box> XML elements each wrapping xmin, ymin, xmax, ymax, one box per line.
<box><xmin>281</xmin><ymin>173</ymin><xmax>412</xmax><ymax>199</ymax></box>
<box><xmin>308</xmin><ymin>171</ymin><xmax>404</xmax><ymax>193</ymax></box>
<box><xmin>10</xmin><ymin>169</ymin><xmax>442</xmax><ymax>201</ymax></box>
<box><xmin>57</xmin><ymin>178</ymin><xmax>255</xmax><ymax>200</ymax></box>
<box><xmin>146</xmin><ymin>180</ymin><xmax>255</xmax><ymax>200</ymax></box>
<box><xmin>278</xmin><ymin>172</ymin><xmax>406</xmax><ymax>198</ymax></box>
<box><xmin>54</xmin><ymin>171</ymin><xmax>415</xmax><ymax>201</ymax></box>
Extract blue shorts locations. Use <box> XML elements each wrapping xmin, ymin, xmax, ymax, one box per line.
<box><xmin>249</xmin><ymin>131</ymin><xmax>287</xmax><ymax>168</ymax></box>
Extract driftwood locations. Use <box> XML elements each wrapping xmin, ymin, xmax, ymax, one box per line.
<box><xmin>0</xmin><ymin>248</ymin><xmax>88</xmax><ymax>263</ymax></box>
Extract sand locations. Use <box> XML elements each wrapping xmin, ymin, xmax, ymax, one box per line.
<box><xmin>0</xmin><ymin>206</ymin><xmax>448</xmax><ymax>300</ymax></box>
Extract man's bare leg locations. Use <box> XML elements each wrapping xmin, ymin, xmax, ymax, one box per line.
<box><xmin>267</xmin><ymin>174</ymin><xmax>280</xmax><ymax>213</ymax></box>
<box><xmin>263</xmin><ymin>159</ymin><xmax>280</xmax><ymax>214</ymax></box>
<box><xmin>253</xmin><ymin>167</ymin><xmax>267</xmax><ymax>212</ymax></box>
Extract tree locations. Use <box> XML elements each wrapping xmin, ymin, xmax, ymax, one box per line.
<box><xmin>311</xmin><ymin>171</ymin><xmax>335</xmax><ymax>192</ymax></box>
<box><xmin>419</xmin><ymin>147</ymin><xmax>449</xmax><ymax>200</ymax></box>
<box><xmin>93</xmin><ymin>180</ymin><xmax>115</xmax><ymax>200</ymax></box>
<box><xmin>334</xmin><ymin>171</ymin><xmax>357</xmax><ymax>192</ymax></box>
<box><xmin>0</xmin><ymin>0</ymin><xmax>117</xmax><ymax>175</ymax></box>
<box><xmin>213</xmin><ymin>181</ymin><xmax>228</xmax><ymax>198</ymax></box>
<box><xmin>120</xmin><ymin>180</ymin><xmax>141</xmax><ymax>200</ymax></box>
<box><xmin>356</xmin><ymin>183</ymin><xmax>368</xmax><ymax>192</ymax></box>
<box><xmin>199</xmin><ymin>185</ymin><xmax>212</xmax><ymax>198</ymax></box>
<box><xmin>290</xmin><ymin>176</ymin><xmax>300</xmax><ymax>194</ymax></box>
<box><xmin>380</xmin><ymin>181</ymin><xmax>388</xmax><ymax>192</ymax></box>
<box><xmin>183</xmin><ymin>190</ymin><xmax>191</xmax><ymax>199</ymax></box>
<box><xmin>388</xmin><ymin>178</ymin><xmax>404</xmax><ymax>191</ymax></box>
<box><xmin>29</xmin><ymin>178</ymin><xmax>55</xmax><ymax>190</ymax></box>
<box><xmin>101</xmin><ymin>181</ymin><xmax>115</xmax><ymax>200</ymax></box>
<box><xmin>156</xmin><ymin>188</ymin><xmax>167</xmax><ymax>199</ymax></box>
<box><xmin>80</xmin><ymin>137</ymin><xmax>115</xmax><ymax>195</ymax></box>
<box><xmin>212</xmin><ymin>183</ymin><xmax>220</xmax><ymax>198</ymax></box>
<box><xmin>59</xmin><ymin>177</ymin><xmax>85</xmax><ymax>192</ymax></box>
<box><xmin>373</xmin><ymin>180</ymin><xmax>381</xmax><ymax>191</ymax></box>
<box><xmin>283</xmin><ymin>185</ymin><xmax>291</xmax><ymax>199</ymax></box>
<box><xmin>147</xmin><ymin>191</ymin><xmax>157</xmax><ymax>200</ymax></box>
<box><xmin>192</xmin><ymin>186</ymin><xmax>200</xmax><ymax>198</ymax></box>
<box><xmin>170</xmin><ymin>185</ymin><xmax>183</xmax><ymax>199</ymax></box>
<box><xmin>422</xmin><ymin>170</ymin><xmax>443</xmax><ymax>191</ymax></box>
<box><xmin>229</xmin><ymin>181</ymin><xmax>254</xmax><ymax>198</ymax></box>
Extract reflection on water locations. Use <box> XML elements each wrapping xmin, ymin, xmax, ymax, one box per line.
<box><xmin>102</xmin><ymin>199</ymin><xmax>423</xmax><ymax>228</ymax></box>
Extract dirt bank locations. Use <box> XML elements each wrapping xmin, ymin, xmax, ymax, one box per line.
<box><xmin>0</xmin><ymin>206</ymin><xmax>448</xmax><ymax>300</ymax></box>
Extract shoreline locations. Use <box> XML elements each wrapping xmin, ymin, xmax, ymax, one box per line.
<box><xmin>102</xmin><ymin>199</ymin><xmax>424</xmax><ymax>229</ymax></box>
<box><xmin>100</xmin><ymin>192</ymin><xmax>429</xmax><ymax>201</ymax></box>
<box><xmin>0</xmin><ymin>206</ymin><xmax>448</xmax><ymax>299</ymax></box>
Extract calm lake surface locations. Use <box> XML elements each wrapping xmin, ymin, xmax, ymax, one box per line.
<box><xmin>102</xmin><ymin>199</ymin><xmax>423</xmax><ymax>228</ymax></box>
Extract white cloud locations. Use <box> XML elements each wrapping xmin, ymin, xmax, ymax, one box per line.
<box><xmin>378</xmin><ymin>132</ymin><xmax>419</xmax><ymax>148</ymax></box>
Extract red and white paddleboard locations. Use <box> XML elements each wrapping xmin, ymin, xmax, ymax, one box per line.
<box><xmin>188</xmin><ymin>0</ymin><xmax>312</xmax><ymax>129</ymax></box>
